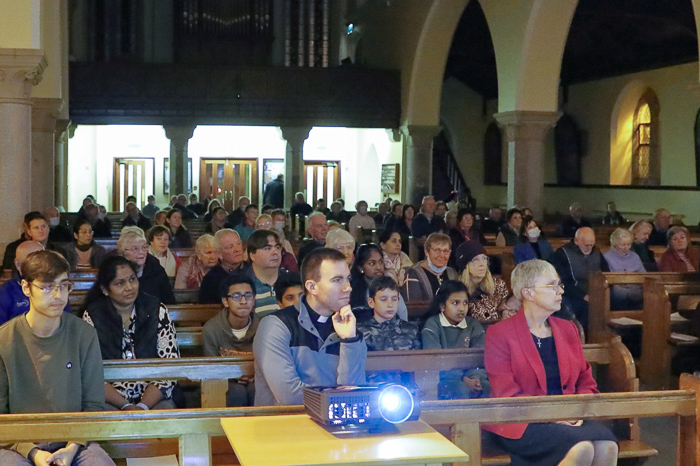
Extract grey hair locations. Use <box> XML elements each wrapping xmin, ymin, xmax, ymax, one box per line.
<box><xmin>610</xmin><ymin>227</ymin><xmax>633</xmax><ymax>246</ymax></box>
<box><xmin>511</xmin><ymin>259</ymin><xmax>558</xmax><ymax>300</ymax></box>
<box><xmin>326</xmin><ymin>228</ymin><xmax>355</xmax><ymax>249</ymax></box>
<box><xmin>195</xmin><ymin>234</ymin><xmax>216</xmax><ymax>252</ymax></box>
<box><xmin>306</xmin><ymin>212</ymin><xmax>327</xmax><ymax>234</ymax></box>
<box><xmin>213</xmin><ymin>229</ymin><xmax>240</xmax><ymax>251</ymax></box>
<box><xmin>629</xmin><ymin>220</ymin><xmax>652</xmax><ymax>235</ymax></box>
<box><xmin>117</xmin><ymin>226</ymin><xmax>147</xmax><ymax>253</ymax></box>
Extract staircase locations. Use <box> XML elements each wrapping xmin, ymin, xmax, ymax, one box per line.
<box><xmin>432</xmin><ymin>131</ymin><xmax>468</xmax><ymax>201</ymax></box>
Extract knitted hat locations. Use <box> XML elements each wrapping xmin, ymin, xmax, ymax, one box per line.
<box><xmin>456</xmin><ymin>241</ymin><xmax>487</xmax><ymax>272</ymax></box>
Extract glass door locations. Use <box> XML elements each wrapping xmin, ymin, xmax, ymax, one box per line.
<box><xmin>200</xmin><ymin>159</ymin><xmax>259</xmax><ymax>212</ymax></box>
<box><xmin>113</xmin><ymin>158</ymin><xmax>155</xmax><ymax>212</ymax></box>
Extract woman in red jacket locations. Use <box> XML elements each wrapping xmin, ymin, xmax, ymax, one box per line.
<box><xmin>484</xmin><ymin>259</ymin><xmax>618</xmax><ymax>465</ymax></box>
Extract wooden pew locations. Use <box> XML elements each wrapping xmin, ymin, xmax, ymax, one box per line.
<box><xmin>1</xmin><ymin>386</ymin><xmax>695</xmax><ymax>465</ymax></box>
<box><xmin>588</xmin><ymin>271</ymin><xmax>700</xmax><ymax>343</ymax></box>
<box><xmin>168</xmin><ymin>304</ymin><xmax>220</xmax><ymax>327</ymax></box>
<box><xmin>69</xmin><ymin>288</ymin><xmax>202</xmax><ymax>312</ymax></box>
<box><xmin>640</xmin><ymin>278</ymin><xmax>700</xmax><ymax>389</ymax></box>
<box><xmin>105</xmin><ymin>337</ymin><xmax>635</xmax><ymax>411</ymax></box>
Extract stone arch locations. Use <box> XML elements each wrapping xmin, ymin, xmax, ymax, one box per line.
<box><xmin>480</xmin><ymin>0</ymin><xmax>579</xmax><ymax>113</ymax></box>
<box><xmin>407</xmin><ymin>0</ymin><xmax>579</xmax><ymax>126</ymax></box>
<box><xmin>404</xmin><ymin>0</ymin><xmax>471</xmax><ymax>126</ymax></box>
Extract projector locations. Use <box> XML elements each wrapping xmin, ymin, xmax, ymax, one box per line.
<box><xmin>303</xmin><ymin>384</ymin><xmax>420</xmax><ymax>433</ymax></box>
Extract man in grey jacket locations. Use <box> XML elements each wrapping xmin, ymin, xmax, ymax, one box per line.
<box><xmin>253</xmin><ymin>248</ymin><xmax>366</xmax><ymax>406</ymax></box>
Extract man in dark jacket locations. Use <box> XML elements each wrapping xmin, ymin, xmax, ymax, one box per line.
<box><xmin>551</xmin><ymin>227</ymin><xmax>609</xmax><ymax>333</ymax></box>
<box><xmin>200</xmin><ymin>230</ymin><xmax>249</xmax><ymax>304</ymax></box>
<box><xmin>263</xmin><ymin>174</ymin><xmax>285</xmax><ymax>208</ymax></box>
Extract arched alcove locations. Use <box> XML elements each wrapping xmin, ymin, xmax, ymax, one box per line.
<box><xmin>483</xmin><ymin>122</ymin><xmax>502</xmax><ymax>185</ymax></box>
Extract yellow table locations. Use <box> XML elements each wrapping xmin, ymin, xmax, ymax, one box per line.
<box><xmin>220</xmin><ymin>414</ymin><xmax>469</xmax><ymax>466</ymax></box>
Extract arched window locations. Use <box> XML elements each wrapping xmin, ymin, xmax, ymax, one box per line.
<box><xmin>632</xmin><ymin>90</ymin><xmax>660</xmax><ymax>185</ymax></box>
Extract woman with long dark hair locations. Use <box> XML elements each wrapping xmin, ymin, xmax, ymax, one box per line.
<box><xmin>83</xmin><ymin>255</ymin><xmax>180</xmax><ymax>410</ymax></box>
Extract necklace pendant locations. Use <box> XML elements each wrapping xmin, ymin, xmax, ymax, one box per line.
<box><xmin>536</xmin><ymin>337</ymin><xmax>542</xmax><ymax>348</ymax></box>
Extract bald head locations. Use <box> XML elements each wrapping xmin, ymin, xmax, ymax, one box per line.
<box><xmin>15</xmin><ymin>241</ymin><xmax>45</xmax><ymax>274</ymax></box>
<box><xmin>574</xmin><ymin>227</ymin><xmax>596</xmax><ymax>255</ymax></box>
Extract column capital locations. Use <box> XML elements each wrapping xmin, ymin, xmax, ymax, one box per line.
<box><xmin>55</xmin><ymin>119</ymin><xmax>72</xmax><ymax>143</ymax></box>
<box><xmin>494</xmin><ymin>111</ymin><xmax>561</xmax><ymax>141</ymax></box>
<box><xmin>32</xmin><ymin>97</ymin><xmax>64</xmax><ymax>132</ymax></box>
<box><xmin>163</xmin><ymin>125</ymin><xmax>196</xmax><ymax>148</ymax></box>
<box><xmin>0</xmin><ymin>49</ymin><xmax>47</xmax><ymax>103</ymax></box>
<box><xmin>401</xmin><ymin>125</ymin><xmax>441</xmax><ymax>147</ymax></box>
<box><xmin>280</xmin><ymin>126</ymin><xmax>312</xmax><ymax>148</ymax></box>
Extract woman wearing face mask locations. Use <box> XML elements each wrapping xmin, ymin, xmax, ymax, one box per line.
<box><xmin>457</xmin><ymin>241</ymin><xmax>514</xmax><ymax>325</ymax></box>
<box><xmin>347</xmin><ymin>200</ymin><xmax>376</xmax><ymax>241</ymax></box>
<box><xmin>350</xmin><ymin>244</ymin><xmax>409</xmax><ymax>321</ymax></box>
<box><xmin>513</xmin><ymin>216</ymin><xmax>553</xmax><ymax>264</ymax></box>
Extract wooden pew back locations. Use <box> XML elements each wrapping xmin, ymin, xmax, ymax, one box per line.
<box><xmin>0</xmin><ymin>385</ymin><xmax>695</xmax><ymax>465</ymax></box>
<box><xmin>588</xmin><ymin>271</ymin><xmax>700</xmax><ymax>343</ymax></box>
<box><xmin>641</xmin><ymin>278</ymin><xmax>700</xmax><ymax>389</ymax></box>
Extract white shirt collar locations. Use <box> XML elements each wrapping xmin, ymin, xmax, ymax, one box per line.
<box><xmin>439</xmin><ymin>312</ymin><xmax>468</xmax><ymax>329</ymax></box>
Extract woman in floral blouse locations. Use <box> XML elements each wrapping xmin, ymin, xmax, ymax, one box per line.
<box><xmin>456</xmin><ymin>240</ymin><xmax>516</xmax><ymax>325</ymax></box>
<box><xmin>83</xmin><ymin>255</ymin><xmax>180</xmax><ymax>410</ymax></box>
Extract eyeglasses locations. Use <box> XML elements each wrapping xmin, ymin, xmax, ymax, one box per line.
<box><xmin>429</xmin><ymin>248</ymin><xmax>451</xmax><ymax>256</ymax></box>
<box><xmin>227</xmin><ymin>292</ymin><xmax>255</xmax><ymax>301</ymax></box>
<box><xmin>471</xmin><ymin>256</ymin><xmax>489</xmax><ymax>264</ymax></box>
<box><xmin>112</xmin><ymin>275</ymin><xmax>138</xmax><ymax>288</ymax></box>
<box><xmin>30</xmin><ymin>281</ymin><xmax>74</xmax><ymax>295</ymax></box>
<box><xmin>534</xmin><ymin>281</ymin><xmax>565</xmax><ymax>292</ymax></box>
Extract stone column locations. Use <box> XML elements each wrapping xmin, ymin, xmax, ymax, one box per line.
<box><xmin>164</xmin><ymin>125</ymin><xmax>196</xmax><ymax>197</ymax></box>
<box><xmin>280</xmin><ymin>126</ymin><xmax>311</xmax><ymax>210</ymax></box>
<box><xmin>0</xmin><ymin>49</ymin><xmax>47</xmax><ymax>246</ymax></box>
<box><xmin>54</xmin><ymin>119</ymin><xmax>71</xmax><ymax>211</ymax></box>
<box><xmin>31</xmin><ymin>97</ymin><xmax>64</xmax><ymax>211</ymax></box>
<box><xmin>494</xmin><ymin>111</ymin><xmax>561</xmax><ymax>219</ymax></box>
<box><xmin>402</xmin><ymin>125</ymin><xmax>441</xmax><ymax>207</ymax></box>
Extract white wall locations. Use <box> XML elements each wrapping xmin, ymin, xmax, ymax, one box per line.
<box><xmin>68</xmin><ymin>125</ymin><xmax>170</xmax><ymax>211</ymax></box>
<box><xmin>68</xmin><ymin>125</ymin><xmax>403</xmax><ymax>212</ymax></box>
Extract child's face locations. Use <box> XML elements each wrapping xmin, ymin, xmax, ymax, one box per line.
<box><xmin>368</xmin><ymin>288</ymin><xmax>400</xmax><ymax>323</ymax></box>
<box><xmin>279</xmin><ymin>285</ymin><xmax>304</xmax><ymax>308</ymax></box>
<box><xmin>440</xmin><ymin>291</ymin><xmax>468</xmax><ymax>326</ymax></box>
<box><xmin>222</xmin><ymin>283</ymin><xmax>255</xmax><ymax>319</ymax></box>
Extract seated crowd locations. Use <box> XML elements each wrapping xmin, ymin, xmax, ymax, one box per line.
<box><xmin>0</xmin><ymin>192</ymin><xmax>691</xmax><ymax>465</ymax></box>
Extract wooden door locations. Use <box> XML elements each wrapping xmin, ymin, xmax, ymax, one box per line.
<box><xmin>304</xmin><ymin>161</ymin><xmax>341</xmax><ymax>206</ymax></box>
<box><xmin>113</xmin><ymin>158</ymin><xmax>155</xmax><ymax>212</ymax></box>
<box><xmin>200</xmin><ymin>159</ymin><xmax>259</xmax><ymax>212</ymax></box>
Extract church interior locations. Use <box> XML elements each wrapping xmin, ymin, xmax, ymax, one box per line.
<box><xmin>3</xmin><ymin>0</ymin><xmax>700</xmax><ymax>464</ymax></box>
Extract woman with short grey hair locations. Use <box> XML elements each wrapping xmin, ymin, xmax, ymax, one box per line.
<box><xmin>484</xmin><ymin>259</ymin><xmax>618</xmax><ymax>465</ymax></box>
<box><xmin>603</xmin><ymin>228</ymin><xmax>644</xmax><ymax>309</ymax></box>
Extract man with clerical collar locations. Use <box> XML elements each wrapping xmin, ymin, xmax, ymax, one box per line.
<box><xmin>199</xmin><ymin>229</ymin><xmax>249</xmax><ymax>304</ymax></box>
<box><xmin>0</xmin><ymin>250</ymin><xmax>114</xmax><ymax>465</ymax></box>
<box><xmin>253</xmin><ymin>248</ymin><xmax>366</xmax><ymax>406</ymax></box>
